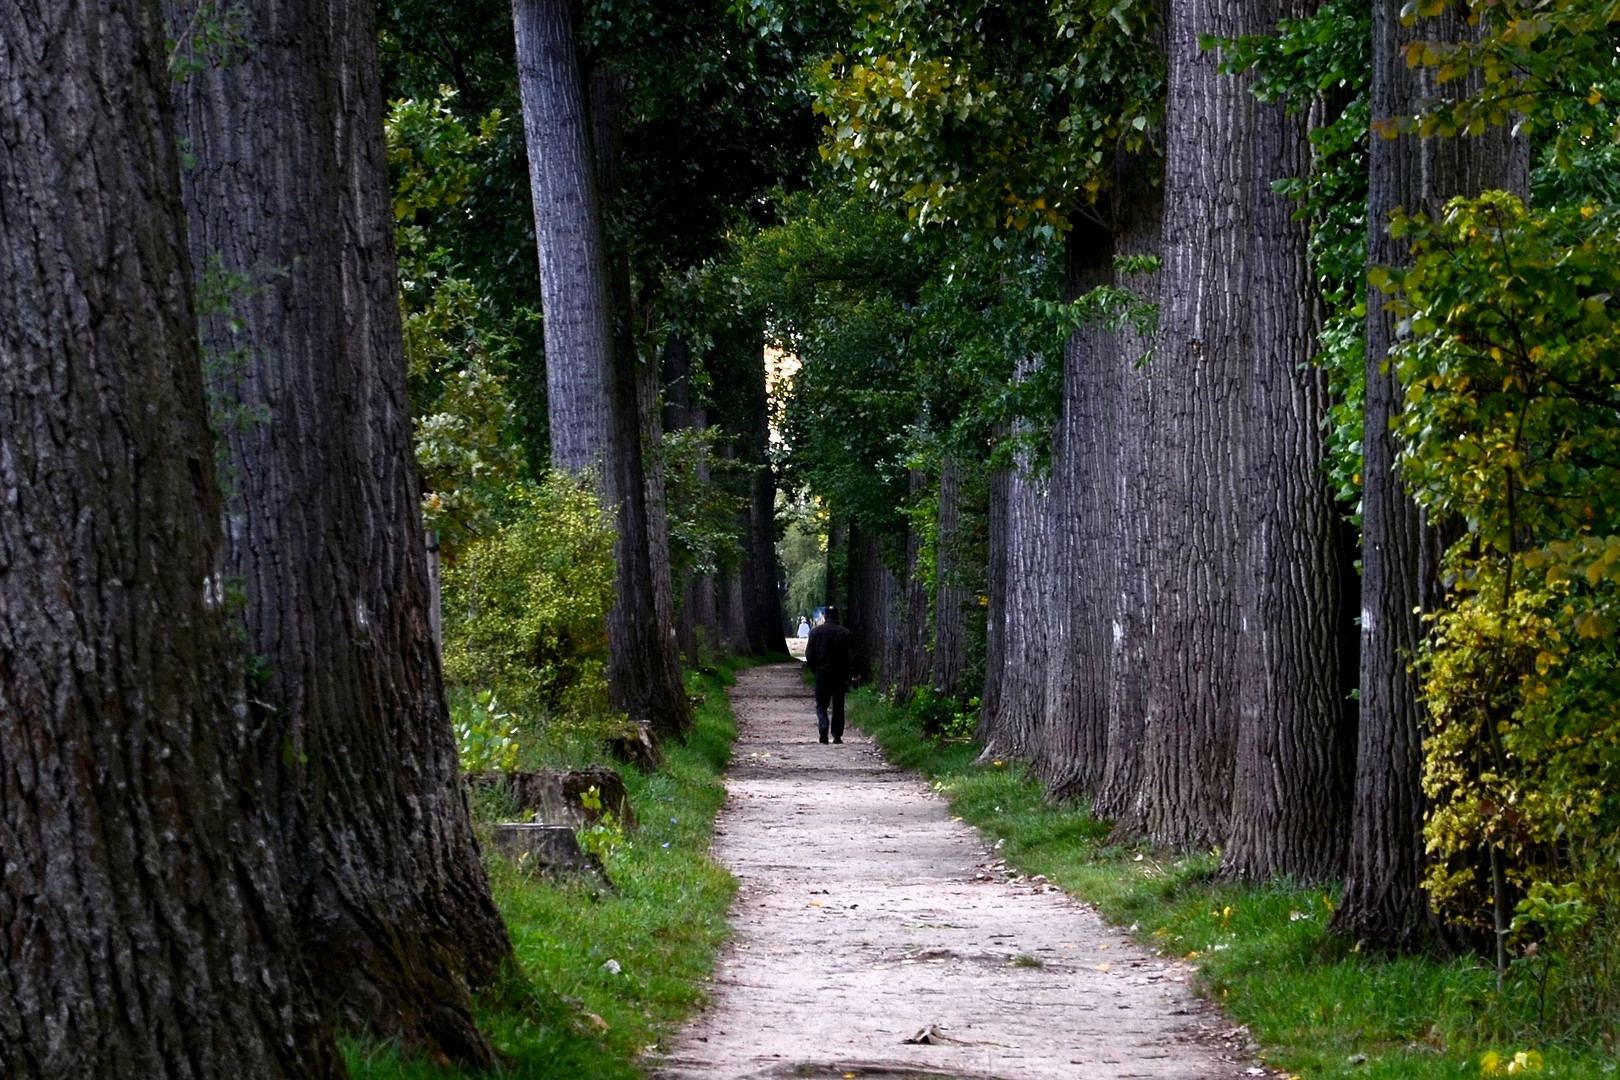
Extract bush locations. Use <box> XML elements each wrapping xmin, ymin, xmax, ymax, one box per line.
<box><xmin>441</xmin><ymin>477</ymin><xmax>618</xmax><ymax>743</ymax></box>
<box><xmin>905</xmin><ymin>684</ymin><xmax>977</xmax><ymax>740</ymax></box>
<box><xmin>1391</xmin><ymin>193</ymin><xmax>1620</xmax><ymax>1036</ymax></box>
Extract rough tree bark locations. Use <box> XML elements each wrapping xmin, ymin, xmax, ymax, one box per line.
<box><xmin>977</xmin><ymin>459</ymin><xmax>1013</xmax><ymax>741</ymax></box>
<box><xmin>843</xmin><ymin>523</ymin><xmax>891</xmax><ymax>684</ymax></box>
<box><xmin>1335</xmin><ymin>0</ymin><xmax>1528</xmax><ymax>945</ymax></box>
<box><xmin>1039</xmin><ymin>221</ymin><xmax>1117</xmax><ymax>801</ymax></box>
<box><xmin>718</xmin><ymin>442</ymin><xmax>754</xmax><ymax>657</ymax></box>
<box><xmin>637</xmin><ymin>336</ymin><xmax>679</xmax><ymax>653</ymax></box>
<box><xmin>0</xmin><ymin>2</ymin><xmax>340</xmax><ymax>1074</ymax></box>
<box><xmin>1096</xmin><ymin>156</ymin><xmax>1162</xmax><ymax>829</ymax></box>
<box><xmin>719</xmin><ymin>562</ymin><xmax>754</xmax><ymax>654</ymax></box>
<box><xmin>891</xmin><ymin>469</ymin><xmax>933</xmax><ymax>699</ymax></box>
<box><xmin>513</xmin><ymin>0</ymin><xmax>691</xmax><ymax>740</ymax></box>
<box><xmin>1222</xmin><ymin>0</ymin><xmax>1354</xmax><ymax>882</ymax></box>
<box><xmin>1137</xmin><ymin>0</ymin><xmax>1256</xmax><ymax>848</ymax></box>
<box><xmin>169</xmin><ymin>0</ymin><xmax>509</xmax><ymax>1061</ymax></box>
<box><xmin>986</xmin><ymin>419</ymin><xmax>1052</xmax><ymax>761</ymax></box>
<box><xmin>930</xmin><ymin>458</ymin><xmax>973</xmax><ymax>698</ymax></box>
<box><xmin>591</xmin><ymin>65</ymin><xmax>688</xmax><ymax>697</ymax></box>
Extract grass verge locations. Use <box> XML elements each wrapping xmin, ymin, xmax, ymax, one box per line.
<box><xmin>346</xmin><ymin>657</ymin><xmax>755</xmax><ymax>1079</ymax></box>
<box><xmin>851</xmin><ymin>689</ymin><xmax>1618</xmax><ymax>1080</ymax></box>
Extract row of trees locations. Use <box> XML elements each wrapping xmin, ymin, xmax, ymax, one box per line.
<box><xmin>380</xmin><ymin>0</ymin><xmax>825</xmax><ymax>757</ymax></box>
<box><xmin>1</xmin><ymin>0</ymin><xmax>516</xmax><ymax>1074</ymax></box>
<box><xmin>745</xmin><ymin>0</ymin><xmax>1617</xmax><ymax>987</ymax></box>
<box><xmin>4</xmin><ymin>0</ymin><xmax>829</xmax><ymax>1071</ymax></box>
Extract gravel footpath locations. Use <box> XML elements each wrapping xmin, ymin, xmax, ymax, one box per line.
<box><xmin>655</xmin><ymin>663</ymin><xmax>1263</xmax><ymax>1080</ymax></box>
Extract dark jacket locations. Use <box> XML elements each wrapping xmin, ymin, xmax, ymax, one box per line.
<box><xmin>805</xmin><ymin>620</ymin><xmax>853</xmax><ymax>680</ymax></box>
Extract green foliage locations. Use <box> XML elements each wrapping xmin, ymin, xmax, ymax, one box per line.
<box><xmin>724</xmin><ymin>187</ymin><xmax>1073</xmax><ymax>539</ymax></box>
<box><xmin>346</xmin><ymin>662</ymin><xmax>746</xmax><ymax>1080</ymax></box>
<box><xmin>779</xmin><ymin>498</ymin><xmax>830</xmax><ymax>620</ymax></box>
<box><xmin>388</xmin><ymin>91</ymin><xmax>535</xmax><ymax>555</ymax></box>
<box><xmin>441</xmin><ymin>478</ymin><xmax>618</xmax><ymax>742</ymax></box>
<box><xmin>1391</xmin><ymin>1</ymin><xmax>1620</xmax><ymax>169</ymax></box>
<box><xmin>448</xmin><ymin>688</ymin><xmax>524</xmax><ymax>774</ymax></box>
<box><xmin>657</xmin><ymin>425</ymin><xmax>749</xmax><ymax>579</ymax></box>
<box><xmin>193</xmin><ymin>255</ymin><xmax>275</xmax><ymax>493</ymax></box>
<box><xmin>904</xmin><ymin>683</ymin><xmax>977</xmax><ymax>739</ymax></box>
<box><xmin>167</xmin><ymin>1</ymin><xmax>250</xmax><ymax>80</ymax></box>
<box><xmin>814</xmin><ymin>0</ymin><xmax>1162</xmax><ymax>234</ymax></box>
<box><xmin>851</xmin><ymin>689</ymin><xmax>1620</xmax><ymax>1075</ymax></box>
<box><xmin>1386</xmin><ymin>192</ymin><xmax>1620</xmax><ymax>1034</ymax></box>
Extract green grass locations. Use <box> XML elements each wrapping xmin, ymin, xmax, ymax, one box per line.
<box><xmin>851</xmin><ymin>690</ymin><xmax>1620</xmax><ymax>1080</ymax></box>
<box><xmin>346</xmin><ymin>657</ymin><xmax>755</xmax><ymax>1079</ymax></box>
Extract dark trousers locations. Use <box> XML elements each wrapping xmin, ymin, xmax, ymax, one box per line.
<box><xmin>814</xmin><ymin>673</ymin><xmax>847</xmax><ymax>740</ymax></box>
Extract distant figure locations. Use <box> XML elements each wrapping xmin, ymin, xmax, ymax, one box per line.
<box><xmin>805</xmin><ymin>604</ymin><xmax>854</xmax><ymax>744</ymax></box>
<box><xmin>797</xmin><ymin>617</ymin><xmax>811</xmax><ymax>639</ymax></box>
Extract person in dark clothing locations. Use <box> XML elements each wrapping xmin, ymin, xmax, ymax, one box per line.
<box><xmin>805</xmin><ymin>605</ymin><xmax>854</xmax><ymax>743</ymax></box>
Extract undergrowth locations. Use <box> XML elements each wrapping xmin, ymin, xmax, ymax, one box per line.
<box><xmin>345</xmin><ymin>657</ymin><xmax>751</xmax><ymax>1079</ymax></box>
<box><xmin>851</xmin><ymin>690</ymin><xmax>1620</xmax><ymax>1080</ymax></box>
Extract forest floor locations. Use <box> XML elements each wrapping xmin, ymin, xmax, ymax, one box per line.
<box><xmin>654</xmin><ymin>663</ymin><xmax>1261</xmax><ymax>1080</ymax></box>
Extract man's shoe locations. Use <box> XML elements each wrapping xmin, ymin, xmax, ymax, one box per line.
<box><xmin>819</xmin><ymin>734</ymin><xmax>829</xmax><ymax>744</ymax></box>
<box><xmin>833</xmin><ymin>737</ymin><xmax>843</xmax><ymax>744</ymax></box>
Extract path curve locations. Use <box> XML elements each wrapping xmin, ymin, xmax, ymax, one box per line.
<box><xmin>656</xmin><ymin>664</ymin><xmax>1256</xmax><ymax>1080</ymax></box>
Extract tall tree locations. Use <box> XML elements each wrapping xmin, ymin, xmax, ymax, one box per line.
<box><xmin>1136</xmin><ymin>0</ymin><xmax>1256</xmax><ymax>848</ymax></box>
<box><xmin>985</xmin><ymin>416</ymin><xmax>1053</xmax><ymax>760</ymax></box>
<box><xmin>893</xmin><ymin>469</ymin><xmax>934</xmax><ymax>696</ymax></box>
<box><xmin>930</xmin><ymin>458</ymin><xmax>975</xmax><ymax>697</ymax></box>
<box><xmin>1039</xmin><ymin>222</ymin><xmax>1117</xmax><ymax>801</ymax></box>
<box><xmin>0</xmin><ymin>1</ymin><xmax>339</xmax><ymax>1074</ymax></box>
<box><xmin>1222</xmin><ymin>0</ymin><xmax>1355</xmax><ymax>882</ymax></box>
<box><xmin>1335</xmin><ymin>0</ymin><xmax>1528</xmax><ymax>946</ymax></box>
<box><xmin>978</xmin><ymin>461</ymin><xmax>1014</xmax><ymax>736</ymax></box>
<box><xmin>663</xmin><ymin>336</ymin><xmax>723</xmax><ymax>659</ymax></box>
<box><xmin>512</xmin><ymin>0</ymin><xmax>692</xmax><ymax>740</ymax></box>
<box><xmin>1096</xmin><ymin>153</ymin><xmax>1161</xmax><ymax>829</ymax></box>
<box><xmin>169</xmin><ymin>0</ymin><xmax>510</xmax><ymax>1060</ymax></box>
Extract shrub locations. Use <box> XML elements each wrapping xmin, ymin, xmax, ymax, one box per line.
<box><xmin>441</xmin><ymin>477</ymin><xmax>618</xmax><ymax>740</ymax></box>
<box><xmin>1390</xmin><ymin>192</ymin><xmax>1620</xmax><ymax>1034</ymax></box>
<box><xmin>905</xmin><ymin>684</ymin><xmax>977</xmax><ymax>740</ymax></box>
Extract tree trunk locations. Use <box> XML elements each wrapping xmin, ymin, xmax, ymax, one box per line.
<box><xmin>977</xmin><ymin>460</ymin><xmax>1013</xmax><ymax>741</ymax></box>
<box><xmin>0</xmin><ymin>2</ymin><xmax>340</xmax><ymax>1073</ymax></box>
<box><xmin>1039</xmin><ymin>221</ymin><xmax>1116</xmax><ymax>801</ymax></box>
<box><xmin>591</xmin><ymin>64</ymin><xmax>689</xmax><ymax>705</ymax></box>
<box><xmin>1223</xmin><ymin>0</ymin><xmax>1353</xmax><ymax>882</ymax></box>
<box><xmin>747</xmin><ymin>382</ymin><xmax>788</xmax><ymax>657</ymax></box>
<box><xmin>931</xmin><ymin>458</ymin><xmax>973</xmax><ymax>698</ymax></box>
<box><xmin>826</xmin><ymin>515</ymin><xmax>847</xmax><ymax>612</ymax></box>
<box><xmin>170</xmin><ymin>0</ymin><xmax>510</xmax><ymax>1061</ymax></box>
<box><xmin>988</xmin><ymin>417</ymin><xmax>1051</xmax><ymax>760</ymax></box>
<box><xmin>663</xmin><ymin>336</ymin><xmax>721</xmax><ymax>661</ymax></box>
<box><xmin>638</xmin><ymin>332</ymin><xmax>680</xmax><ymax>656</ymax></box>
<box><xmin>729</xmin><ymin>332</ymin><xmax>788</xmax><ymax>657</ymax></box>
<box><xmin>1137</xmin><ymin>0</ymin><xmax>1255</xmax><ymax>848</ymax></box>
<box><xmin>1335</xmin><ymin>0</ymin><xmax>1528</xmax><ymax>946</ymax></box>
<box><xmin>513</xmin><ymin>0</ymin><xmax>691</xmax><ymax>741</ymax></box>
<box><xmin>748</xmin><ymin>464</ymin><xmax>788</xmax><ymax>653</ymax></box>
<box><xmin>844</xmin><ymin>523</ymin><xmax>890</xmax><ymax>685</ymax></box>
<box><xmin>891</xmin><ymin>469</ymin><xmax>932</xmax><ymax>699</ymax></box>
<box><xmin>718</xmin><ymin>490</ymin><xmax>754</xmax><ymax>657</ymax></box>
<box><xmin>1095</xmin><ymin>170</ymin><xmax>1161</xmax><ymax>829</ymax></box>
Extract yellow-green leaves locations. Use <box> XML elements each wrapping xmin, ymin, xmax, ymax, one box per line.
<box><xmin>811</xmin><ymin>0</ymin><xmax>1162</xmax><ymax>237</ymax></box>
<box><xmin>1399</xmin><ymin>192</ymin><xmax>1620</xmax><ymax>949</ymax></box>
<box><xmin>442</xmin><ymin>477</ymin><xmax>617</xmax><ymax>743</ymax></box>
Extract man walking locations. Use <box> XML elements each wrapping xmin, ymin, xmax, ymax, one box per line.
<box><xmin>805</xmin><ymin>605</ymin><xmax>854</xmax><ymax>744</ymax></box>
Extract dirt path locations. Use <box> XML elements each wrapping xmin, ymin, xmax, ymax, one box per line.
<box><xmin>656</xmin><ymin>664</ymin><xmax>1257</xmax><ymax>1080</ymax></box>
